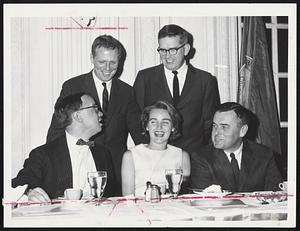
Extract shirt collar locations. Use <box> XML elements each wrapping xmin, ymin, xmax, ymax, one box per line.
<box><xmin>92</xmin><ymin>70</ymin><xmax>112</xmax><ymax>88</ymax></box>
<box><xmin>65</xmin><ymin>131</ymin><xmax>90</xmax><ymax>147</ymax></box>
<box><xmin>224</xmin><ymin>142</ymin><xmax>243</xmax><ymax>160</ymax></box>
<box><xmin>163</xmin><ymin>62</ymin><xmax>188</xmax><ymax>78</ymax></box>
<box><xmin>65</xmin><ymin>131</ymin><xmax>80</xmax><ymax>147</ymax></box>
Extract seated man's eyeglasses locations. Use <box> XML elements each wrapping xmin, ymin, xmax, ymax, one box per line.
<box><xmin>157</xmin><ymin>43</ymin><xmax>186</xmax><ymax>56</ymax></box>
<box><xmin>77</xmin><ymin>104</ymin><xmax>101</xmax><ymax>112</ymax></box>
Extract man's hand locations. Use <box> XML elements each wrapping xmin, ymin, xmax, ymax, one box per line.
<box><xmin>27</xmin><ymin>187</ymin><xmax>51</xmax><ymax>203</ymax></box>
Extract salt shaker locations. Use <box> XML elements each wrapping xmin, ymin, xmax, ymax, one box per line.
<box><xmin>151</xmin><ymin>184</ymin><xmax>161</xmax><ymax>203</ymax></box>
<box><xmin>144</xmin><ymin>181</ymin><xmax>152</xmax><ymax>202</ymax></box>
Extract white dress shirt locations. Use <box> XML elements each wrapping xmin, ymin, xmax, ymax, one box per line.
<box><xmin>92</xmin><ymin>70</ymin><xmax>112</xmax><ymax>108</ymax></box>
<box><xmin>65</xmin><ymin>131</ymin><xmax>97</xmax><ymax>197</ymax></box>
<box><xmin>224</xmin><ymin>142</ymin><xmax>243</xmax><ymax>169</ymax></box>
<box><xmin>164</xmin><ymin>62</ymin><xmax>188</xmax><ymax>97</ymax></box>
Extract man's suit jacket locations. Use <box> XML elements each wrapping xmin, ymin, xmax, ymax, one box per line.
<box><xmin>12</xmin><ymin>135</ymin><xmax>116</xmax><ymax>199</ymax></box>
<box><xmin>134</xmin><ymin>64</ymin><xmax>220</xmax><ymax>154</ymax></box>
<box><xmin>190</xmin><ymin>139</ymin><xmax>283</xmax><ymax>192</ymax></box>
<box><xmin>47</xmin><ymin>71</ymin><xmax>144</xmax><ymax>195</ymax></box>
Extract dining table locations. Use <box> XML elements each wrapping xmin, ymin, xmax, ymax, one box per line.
<box><xmin>4</xmin><ymin>191</ymin><xmax>292</xmax><ymax>227</ymax></box>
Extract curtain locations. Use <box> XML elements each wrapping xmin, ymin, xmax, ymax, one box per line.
<box><xmin>238</xmin><ymin>16</ymin><xmax>281</xmax><ymax>154</ymax></box>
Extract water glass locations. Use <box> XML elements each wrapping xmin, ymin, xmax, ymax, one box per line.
<box><xmin>165</xmin><ymin>169</ymin><xmax>183</xmax><ymax>197</ymax></box>
<box><xmin>87</xmin><ymin>171</ymin><xmax>107</xmax><ymax>205</ymax></box>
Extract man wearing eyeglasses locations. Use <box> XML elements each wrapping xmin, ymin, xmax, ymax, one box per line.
<box><xmin>134</xmin><ymin>24</ymin><xmax>220</xmax><ymax>155</ymax></box>
<box><xmin>46</xmin><ymin>35</ymin><xmax>144</xmax><ymax>196</ymax></box>
<box><xmin>12</xmin><ymin>93</ymin><xmax>116</xmax><ymax>202</ymax></box>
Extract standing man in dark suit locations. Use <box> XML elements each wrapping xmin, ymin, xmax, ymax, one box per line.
<box><xmin>47</xmin><ymin>35</ymin><xmax>144</xmax><ymax>196</ymax></box>
<box><xmin>134</xmin><ymin>24</ymin><xmax>220</xmax><ymax>154</ymax></box>
<box><xmin>12</xmin><ymin>93</ymin><xmax>115</xmax><ymax>202</ymax></box>
<box><xmin>190</xmin><ymin>102</ymin><xmax>282</xmax><ymax>192</ymax></box>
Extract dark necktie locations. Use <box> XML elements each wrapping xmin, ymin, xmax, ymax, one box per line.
<box><xmin>102</xmin><ymin>82</ymin><xmax>109</xmax><ymax>113</ymax></box>
<box><xmin>172</xmin><ymin>71</ymin><xmax>179</xmax><ymax>105</ymax></box>
<box><xmin>76</xmin><ymin>139</ymin><xmax>95</xmax><ymax>148</ymax></box>
<box><xmin>230</xmin><ymin>153</ymin><xmax>240</xmax><ymax>191</ymax></box>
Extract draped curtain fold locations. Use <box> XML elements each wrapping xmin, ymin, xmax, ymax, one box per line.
<box><xmin>237</xmin><ymin>16</ymin><xmax>281</xmax><ymax>154</ymax></box>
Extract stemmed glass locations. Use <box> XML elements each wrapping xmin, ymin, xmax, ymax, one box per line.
<box><xmin>87</xmin><ymin>171</ymin><xmax>107</xmax><ymax>205</ymax></box>
<box><xmin>165</xmin><ymin>169</ymin><xmax>183</xmax><ymax>197</ymax></box>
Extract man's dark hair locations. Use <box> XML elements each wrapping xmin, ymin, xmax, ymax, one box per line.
<box><xmin>91</xmin><ymin>34</ymin><xmax>122</xmax><ymax>58</ymax></box>
<box><xmin>215</xmin><ymin>102</ymin><xmax>251</xmax><ymax>126</ymax></box>
<box><xmin>140</xmin><ymin>100</ymin><xmax>182</xmax><ymax>141</ymax></box>
<box><xmin>54</xmin><ymin>92</ymin><xmax>86</xmax><ymax>128</ymax></box>
<box><xmin>158</xmin><ymin>24</ymin><xmax>189</xmax><ymax>44</ymax></box>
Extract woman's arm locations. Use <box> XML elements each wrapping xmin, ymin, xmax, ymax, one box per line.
<box><xmin>121</xmin><ymin>150</ymin><xmax>135</xmax><ymax>196</ymax></box>
<box><xmin>182</xmin><ymin>150</ymin><xmax>191</xmax><ymax>182</ymax></box>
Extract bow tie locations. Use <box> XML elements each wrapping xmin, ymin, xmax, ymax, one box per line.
<box><xmin>76</xmin><ymin>139</ymin><xmax>95</xmax><ymax>147</ymax></box>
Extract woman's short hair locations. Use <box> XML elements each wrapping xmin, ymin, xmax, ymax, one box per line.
<box><xmin>140</xmin><ymin>101</ymin><xmax>182</xmax><ymax>141</ymax></box>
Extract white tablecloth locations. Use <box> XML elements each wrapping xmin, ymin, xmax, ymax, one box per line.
<box><xmin>5</xmin><ymin>193</ymin><xmax>290</xmax><ymax>227</ymax></box>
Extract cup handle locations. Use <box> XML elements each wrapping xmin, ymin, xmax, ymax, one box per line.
<box><xmin>279</xmin><ymin>183</ymin><xmax>284</xmax><ymax>190</ymax></box>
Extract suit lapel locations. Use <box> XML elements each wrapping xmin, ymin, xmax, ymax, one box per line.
<box><xmin>157</xmin><ymin>65</ymin><xmax>173</xmax><ymax>102</ymax></box>
<box><xmin>213</xmin><ymin>149</ymin><xmax>236</xmax><ymax>191</ymax></box>
<box><xmin>238</xmin><ymin>141</ymin><xmax>254</xmax><ymax>191</ymax></box>
<box><xmin>84</xmin><ymin>71</ymin><xmax>100</xmax><ymax>105</ymax></box>
<box><xmin>105</xmin><ymin>78</ymin><xmax>119</xmax><ymax>126</ymax></box>
<box><xmin>51</xmin><ymin>135</ymin><xmax>73</xmax><ymax>194</ymax></box>
<box><xmin>176</xmin><ymin>65</ymin><xmax>194</xmax><ymax>108</ymax></box>
<box><xmin>90</xmin><ymin>146</ymin><xmax>101</xmax><ymax>170</ymax></box>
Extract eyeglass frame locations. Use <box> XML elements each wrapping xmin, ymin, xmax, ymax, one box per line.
<box><xmin>157</xmin><ymin>43</ymin><xmax>186</xmax><ymax>56</ymax></box>
<box><xmin>77</xmin><ymin>104</ymin><xmax>101</xmax><ymax>112</ymax></box>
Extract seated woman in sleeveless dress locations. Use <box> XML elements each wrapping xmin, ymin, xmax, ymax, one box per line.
<box><xmin>121</xmin><ymin>101</ymin><xmax>191</xmax><ymax>196</ymax></box>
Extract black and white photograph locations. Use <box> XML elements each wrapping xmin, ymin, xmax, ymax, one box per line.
<box><xmin>3</xmin><ymin>3</ymin><xmax>296</xmax><ymax>228</ymax></box>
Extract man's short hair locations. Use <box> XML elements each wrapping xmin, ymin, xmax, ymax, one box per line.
<box><xmin>91</xmin><ymin>34</ymin><xmax>122</xmax><ymax>58</ymax></box>
<box><xmin>158</xmin><ymin>24</ymin><xmax>189</xmax><ymax>44</ymax></box>
<box><xmin>140</xmin><ymin>100</ymin><xmax>182</xmax><ymax>141</ymax></box>
<box><xmin>215</xmin><ymin>102</ymin><xmax>251</xmax><ymax>126</ymax></box>
<box><xmin>54</xmin><ymin>92</ymin><xmax>86</xmax><ymax>128</ymax></box>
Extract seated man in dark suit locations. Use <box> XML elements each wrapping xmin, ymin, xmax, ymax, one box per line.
<box><xmin>190</xmin><ymin>102</ymin><xmax>282</xmax><ymax>192</ymax></box>
<box><xmin>12</xmin><ymin>93</ymin><xmax>116</xmax><ymax>202</ymax></box>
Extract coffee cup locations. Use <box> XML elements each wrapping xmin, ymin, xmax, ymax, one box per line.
<box><xmin>64</xmin><ymin>188</ymin><xmax>82</xmax><ymax>200</ymax></box>
<box><xmin>279</xmin><ymin>181</ymin><xmax>288</xmax><ymax>192</ymax></box>
<box><xmin>157</xmin><ymin>183</ymin><xmax>166</xmax><ymax>195</ymax></box>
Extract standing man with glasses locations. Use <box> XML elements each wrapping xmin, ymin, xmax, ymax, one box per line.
<box><xmin>134</xmin><ymin>24</ymin><xmax>220</xmax><ymax>155</ymax></box>
<box><xmin>47</xmin><ymin>35</ymin><xmax>144</xmax><ymax>196</ymax></box>
<box><xmin>12</xmin><ymin>93</ymin><xmax>116</xmax><ymax>202</ymax></box>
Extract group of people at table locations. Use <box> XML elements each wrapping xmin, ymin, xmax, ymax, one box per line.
<box><xmin>12</xmin><ymin>24</ymin><xmax>283</xmax><ymax>203</ymax></box>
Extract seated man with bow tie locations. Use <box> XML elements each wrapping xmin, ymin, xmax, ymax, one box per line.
<box><xmin>12</xmin><ymin>92</ymin><xmax>116</xmax><ymax>202</ymax></box>
<box><xmin>190</xmin><ymin>102</ymin><xmax>282</xmax><ymax>193</ymax></box>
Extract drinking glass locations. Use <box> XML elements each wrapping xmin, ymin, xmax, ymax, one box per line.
<box><xmin>87</xmin><ymin>171</ymin><xmax>107</xmax><ymax>205</ymax></box>
<box><xmin>165</xmin><ymin>169</ymin><xmax>183</xmax><ymax>197</ymax></box>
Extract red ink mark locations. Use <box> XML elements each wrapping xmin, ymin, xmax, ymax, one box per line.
<box><xmin>108</xmin><ymin>200</ymin><xmax>120</xmax><ymax>216</ymax></box>
<box><xmin>135</xmin><ymin>203</ymin><xmax>152</xmax><ymax>225</ymax></box>
<box><xmin>70</xmin><ymin>17</ymin><xmax>83</xmax><ymax>28</ymax></box>
<box><xmin>45</xmin><ymin>17</ymin><xmax>128</xmax><ymax>30</ymax></box>
<box><xmin>45</xmin><ymin>27</ymin><xmax>128</xmax><ymax>30</ymax></box>
<box><xmin>3</xmin><ymin>193</ymin><xmax>293</xmax><ymax>206</ymax></box>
